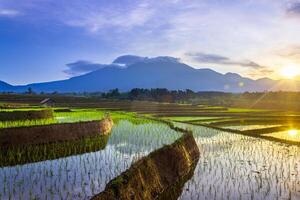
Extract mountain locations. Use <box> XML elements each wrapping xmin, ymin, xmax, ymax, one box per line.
<box><xmin>0</xmin><ymin>81</ymin><xmax>14</xmax><ymax>92</ymax></box>
<box><xmin>2</xmin><ymin>55</ymin><xmax>300</xmax><ymax>93</ymax></box>
<box><xmin>112</xmin><ymin>55</ymin><xmax>148</xmax><ymax>66</ymax></box>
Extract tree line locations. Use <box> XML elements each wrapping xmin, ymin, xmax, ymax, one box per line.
<box><xmin>3</xmin><ymin>87</ymin><xmax>300</xmax><ymax>109</ymax></box>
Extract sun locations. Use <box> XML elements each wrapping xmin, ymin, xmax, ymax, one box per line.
<box><xmin>288</xmin><ymin>129</ymin><xmax>298</xmax><ymax>136</ymax></box>
<box><xmin>281</xmin><ymin>66</ymin><xmax>300</xmax><ymax>79</ymax></box>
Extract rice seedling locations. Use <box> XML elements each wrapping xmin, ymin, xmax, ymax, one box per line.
<box><xmin>162</xmin><ymin>116</ymin><xmax>224</xmax><ymax>122</ymax></box>
<box><xmin>223</xmin><ymin>124</ymin><xmax>282</xmax><ymax>131</ymax></box>
<box><xmin>0</xmin><ymin>134</ymin><xmax>110</xmax><ymax>167</ymax></box>
<box><xmin>0</xmin><ymin>120</ymin><xmax>180</xmax><ymax>200</ymax></box>
<box><xmin>0</xmin><ymin>118</ymin><xmax>58</xmax><ymax>129</ymax></box>
<box><xmin>1</xmin><ymin>105</ymin><xmax>299</xmax><ymax>200</ymax></box>
<box><xmin>0</xmin><ymin>109</ymin><xmax>142</xmax><ymax>129</ymax></box>
<box><xmin>170</xmin><ymin>123</ymin><xmax>300</xmax><ymax>200</ymax></box>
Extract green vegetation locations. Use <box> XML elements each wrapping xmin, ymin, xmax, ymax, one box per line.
<box><xmin>171</xmin><ymin>123</ymin><xmax>300</xmax><ymax>199</ymax></box>
<box><xmin>0</xmin><ymin>135</ymin><xmax>109</xmax><ymax>167</ymax></box>
<box><xmin>0</xmin><ymin>118</ymin><xmax>58</xmax><ymax>129</ymax></box>
<box><xmin>0</xmin><ymin>109</ymin><xmax>53</xmax><ymax>121</ymax></box>
<box><xmin>225</xmin><ymin>107</ymin><xmax>266</xmax><ymax>113</ymax></box>
<box><xmin>223</xmin><ymin>125</ymin><xmax>282</xmax><ymax>131</ymax></box>
<box><xmin>154</xmin><ymin>103</ymin><xmax>300</xmax><ymax>145</ymax></box>
<box><xmin>0</xmin><ymin>95</ymin><xmax>299</xmax><ymax>199</ymax></box>
<box><xmin>0</xmin><ymin>120</ymin><xmax>181</xmax><ymax>199</ymax></box>
<box><xmin>0</xmin><ymin>109</ymin><xmax>145</xmax><ymax>129</ymax></box>
<box><xmin>0</xmin><ymin>107</ymin><xmax>45</xmax><ymax>111</ymax></box>
<box><xmin>93</xmin><ymin>132</ymin><xmax>199</xmax><ymax>200</ymax></box>
<box><xmin>162</xmin><ymin>116</ymin><xmax>224</xmax><ymax>122</ymax></box>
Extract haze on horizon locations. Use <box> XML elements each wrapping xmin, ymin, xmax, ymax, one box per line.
<box><xmin>1</xmin><ymin>0</ymin><xmax>300</xmax><ymax>85</ymax></box>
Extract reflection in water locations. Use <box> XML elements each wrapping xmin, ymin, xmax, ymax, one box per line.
<box><xmin>223</xmin><ymin>125</ymin><xmax>282</xmax><ymax>131</ymax></box>
<box><xmin>172</xmin><ymin>122</ymin><xmax>220</xmax><ymax>138</ymax></box>
<box><xmin>175</xmin><ymin>123</ymin><xmax>300</xmax><ymax>200</ymax></box>
<box><xmin>0</xmin><ymin>120</ymin><xmax>180</xmax><ymax>200</ymax></box>
<box><xmin>158</xmin><ymin>163</ymin><xmax>198</xmax><ymax>200</ymax></box>
<box><xmin>263</xmin><ymin>129</ymin><xmax>300</xmax><ymax>143</ymax></box>
<box><xmin>110</xmin><ymin>121</ymin><xmax>181</xmax><ymax>155</ymax></box>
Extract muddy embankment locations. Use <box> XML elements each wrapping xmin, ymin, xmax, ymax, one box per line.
<box><xmin>0</xmin><ymin>134</ymin><xmax>110</xmax><ymax>167</ymax></box>
<box><xmin>0</xmin><ymin>117</ymin><xmax>113</xmax><ymax>147</ymax></box>
<box><xmin>0</xmin><ymin>109</ymin><xmax>53</xmax><ymax>121</ymax></box>
<box><xmin>92</xmin><ymin>132</ymin><xmax>200</xmax><ymax>200</ymax></box>
<box><xmin>53</xmin><ymin>108</ymin><xmax>72</xmax><ymax>112</ymax></box>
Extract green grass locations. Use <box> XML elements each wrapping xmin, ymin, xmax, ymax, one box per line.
<box><xmin>0</xmin><ymin>108</ymin><xmax>147</xmax><ymax>129</ymax></box>
<box><xmin>226</xmin><ymin>107</ymin><xmax>267</xmax><ymax>113</ymax></box>
<box><xmin>0</xmin><ymin>107</ymin><xmax>45</xmax><ymax>112</ymax></box>
<box><xmin>0</xmin><ymin>118</ymin><xmax>58</xmax><ymax>129</ymax></box>
<box><xmin>0</xmin><ymin>134</ymin><xmax>110</xmax><ymax>167</ymax></box>
<box><xmin>162</xmin><ymin>116</ymin><xmax>224</xmax><ymax>122</ymax></box>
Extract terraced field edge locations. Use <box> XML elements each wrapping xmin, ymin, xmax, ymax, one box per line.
<box><xmin>0</xmin><ymin>117</ymin><xmax>113</xmax><ymax>147</ymax></box>
<box><xmin>91</xmin><ymin>132</ymin><xmax>199</xmax><ymax>200</ymax></box>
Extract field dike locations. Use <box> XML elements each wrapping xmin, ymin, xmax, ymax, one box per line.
<box><xmin>0</xmin><ymin>134</ymin><xmax>110</xmax><ymax>167</ymax></box>
<box><xmin>0</xmin><ymin>117</ymin><xmax>113</xmax><ymax>147</ymax></box>
<box><xmin>0</xmin><ymin>109</ymin><xmax>53</xmax><ymax>121</ymax></box>
<box><xmin>91</xmin><ymin>132</ymin><xmax>200</xmax><ymax>200</ymax></box>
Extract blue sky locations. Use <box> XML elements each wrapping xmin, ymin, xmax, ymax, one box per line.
<box><xmin>1</xmin><ymin>0</ymin><xmax>300</xmax><ymax>84</ymax></box>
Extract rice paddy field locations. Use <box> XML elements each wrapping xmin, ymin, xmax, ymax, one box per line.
<box><xmin>175</xmin><ymin>123</ymin><xmax>300</xmax><ymax>200</ymax></box>
<box><xmin>0</xmin><ymin>109</ymin><xmax>139</xmax><ymax>129</ymax></box>
<box><xmin>223</xmin><ymin>125</ymin><xmax>282</xmax><ymax>131</ymax></box>
<box><xmin>0</xmin><ymin>98</ymin><xmax>300</xmax><ymax>200</ymax></box>
<box><xmin>0</xmin><ymin>120</ymin><xmax>180</xmax><ymax>199</ymax></box>
<box><xmin>263</xmin><ymin>130</ymin><xmax>300</xmax><ymax>143</ymax></box>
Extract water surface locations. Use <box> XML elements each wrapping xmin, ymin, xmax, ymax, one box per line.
<box><xmin>0</xmin><ymin>120</ymin><xmax>180</xmax><ymax>200</ymax></box>
<box><xmin>174</xmin><ymin>123</ymin><xmax>300</xmax><ymax>200</ymax></box>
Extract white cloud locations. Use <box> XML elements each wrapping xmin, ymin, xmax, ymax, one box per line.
<box><xmin>1</xmin><ymin>0</ymin><xmax>300</xmax><ymax>79</ymax></box>
<box><xmin>63</xmin><ymin>2</ymin><xmax>155</xmax><ymax>33</ymax></box>
<box><xmin>0</xmin><ymin>8</ymin><xmax>20</xmax><ymax>17</ymax></box>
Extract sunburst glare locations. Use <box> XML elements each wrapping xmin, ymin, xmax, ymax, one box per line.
<box><xmin>288</xmin><ymin>129</ymin><xmax>298</xmax><ymax>136</ymax></box>
<box><xmin>281</xmin><ymin>66</ymin><xmax>300</xmax><ymax>79</ymax></box>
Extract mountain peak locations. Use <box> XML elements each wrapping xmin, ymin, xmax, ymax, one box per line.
<box><xmin>0</xmin><ymin>80</ymin><xmax>11</xmax><ymax>86</ymax></box>
<box><xmin>146</xmin><ymin>56</ymin><xmax>180</xmax><ymax>63</ymax></box>
<box><xmin>0</xmin><ymin>80</ymin><xmax>13</xmax><ymax>91</ymax></box>
<box><xmin>225</xmin><ymin>72</ymin><xmax>242</xmax><ymax>79</ymax></box>
<box><xmin>112</xmin><ymin>55</ymin><xmax>147</xmax><ymax>66</ymax></box>
<box><xmin>256</xmin><ymin>77</ymin><xmax>273</xmax><ymax>81</ymax></box>
<box><xmin>1</xmin><ymin>55</ymin><xmax>293</xmax><ymax>93</ymax></box>
<box><xmin>112</xmin><ymin>55</ymin><xmax>180</xmax><ymax>66</ymax></box>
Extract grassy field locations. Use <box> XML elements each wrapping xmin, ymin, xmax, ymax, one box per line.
<box><xmin>1</xmin><ymin>99</ymin><xmax>299</xmax><ymax>146</ymax></box>
<box><xmin>1</xmin><ymin>98</ymin><xmax>299</xmax><ymax>140</ymax></box>
<box><xmin>0</xmin><ymin>109</ymin><xmax>144</xmax><ymax>129</ymax></box>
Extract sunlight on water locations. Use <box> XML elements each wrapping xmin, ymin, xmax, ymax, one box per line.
<box><xmin>172</xmin><ymin>123</ymin><xmax>300</xmax><ymax>200</ymax></box>
<box><xmin>263</xmin><ymin>130</ymin><xmax>300</xmax><ymax>143</ymax></box>
<box><xmin>0</xmin><ymin>120</ymin><xmax>180</xmax><ymax>200</ymax></box>
<box><xmin>223</xmin><ymin>125</ymin><xmax>281</xmax><ymax>131</ymax></box>
<box><xmin>288</xmin><ymin>130</ymin><xmax>298</xmax><ymax>136</ymax></box>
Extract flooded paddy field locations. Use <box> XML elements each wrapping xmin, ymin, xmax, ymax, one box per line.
<box><xmin>0</xmin><ymin>120</ymin><xmax>180</xmax><ymax>199</ymax></box>
<box><xmin>172</xmin><ymin>123</ymin><xmax>300</xmax><ymax>200</ymax></box>
<box><xmin>162</xmin><ymin>116</ymin><xmax>226</xmax><ymax>122</ymax></box>
<box><xmin>223</xmin><ymin>125</ymin><xmax>283</xmax><ymax>131</ymax></box>
<box><xmin>0</xmin><ymin>109</ymin><xmax>131</xmax><ymax>129</ymax></box>
<box><xmin>0</xmin><ymin>101</ymin><xmax>300</xmax><ymax>200</ymax></box>
<box><xmin>263</xmin><ymin>130</ymin><xmax>300</xmax><ymax>143</ymax></box>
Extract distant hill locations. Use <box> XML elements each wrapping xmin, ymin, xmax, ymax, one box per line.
<box><xmin>1</xmin><ymin>55</ymin><xmax>300</xmax><ymax>93</ymax></box>
<box><xmin>0</xmin><ymin>81</ymin><xmax>14</xmax><ymax>92</ymax></box>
